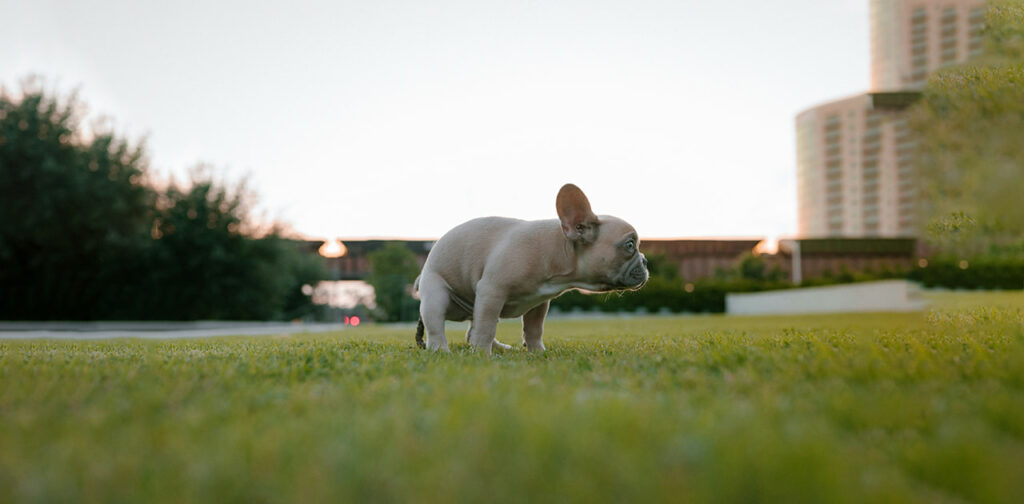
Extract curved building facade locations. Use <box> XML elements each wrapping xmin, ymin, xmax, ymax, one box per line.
<box><xmin>871</xmin><ymin>0</ymin><xmax>987</xmax><ymax>91</ymax></box>
<box><xmin>797</xmin><ymin>0</ymin><xmax>986</xmax><ymax>238</ymax></box>
<box><xmin>796</xmin><ymin>94</ymin><xmax>915</xmax><ymax>237</ymax></box>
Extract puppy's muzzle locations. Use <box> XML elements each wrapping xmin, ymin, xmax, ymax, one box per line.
<box><xmin>622</xmin><ymin>254</ymin><xmax>649</xmax><ymax>289</ymax></box>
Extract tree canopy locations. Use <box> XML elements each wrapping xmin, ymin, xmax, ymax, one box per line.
<box><xmin>366</xmin><ymin>242</ymin><xmax>421</xmax><ymax>322</ymax></box>
<box><xmin>0</xmin><ymin>80</ymin><xmax>323</xmax><ymax>320</ymax></box>
<box><xmin>911</xmin><ymin>0</ymin><xmax>1024</xmax><ymax>257</ymax></box>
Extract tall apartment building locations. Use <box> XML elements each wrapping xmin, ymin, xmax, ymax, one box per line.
<box><xmin>796</xmin><ymin>0</ymin><xmax>986</xmax><ymax>238</ymax></box>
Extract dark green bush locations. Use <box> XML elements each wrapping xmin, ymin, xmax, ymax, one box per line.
<box><xmin>909</xmin><ymin>256</ymin><xmax>1024</xmax><ymax>290</ymax></box>
<box><xmin>550</xmin><ymin>277</ymin><xmax>793</xmax><ymax>315</ymax></box>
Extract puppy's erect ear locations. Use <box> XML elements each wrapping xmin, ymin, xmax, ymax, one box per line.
<box><xmin>556</xmin><ymin>183</ymin><xmax>599</xmax><ymax>243</ymax></box>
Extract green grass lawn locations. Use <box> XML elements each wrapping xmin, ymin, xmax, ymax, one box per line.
<box><xmin>2</xmin><ymin>293</ymin><xmax>1024</xmax><ymax>503</ymax></box>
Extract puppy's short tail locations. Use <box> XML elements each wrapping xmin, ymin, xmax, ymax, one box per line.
<box><xmin>415</xmin><ymin>317</ymin><xmax>425</xmax><ymax>349</ymax></box>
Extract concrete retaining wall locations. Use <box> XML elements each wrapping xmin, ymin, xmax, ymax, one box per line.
<box><xmin>726</xmin><ymin>280</ymin><xmax>927</xmax><ymax>315</ymax></box>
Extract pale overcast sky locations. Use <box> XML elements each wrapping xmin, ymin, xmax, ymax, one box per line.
<box><xmin>2</xmin><ymin>0</ymin><xmax>869</xmax><ymax>241</ymax></box>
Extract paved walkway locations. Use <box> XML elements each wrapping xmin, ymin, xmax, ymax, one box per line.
<box><xmin>0</xmin><ymin>321</ymin><xmax>348</xmax><ymax>340</ymax></box>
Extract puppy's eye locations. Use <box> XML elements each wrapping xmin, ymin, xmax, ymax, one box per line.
<box><xmin>625</xmin><ymin>240</ymin><xmax>635</xmax><ymax>253</ymax></box>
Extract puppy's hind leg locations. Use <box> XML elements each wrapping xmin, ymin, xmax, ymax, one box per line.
<box><xmin>417</xmin><ymin>274</ymin><xmax>451</xmax><ymax>352</ymax></box>
<box><xmin>522</xmin><ymin>301</ymin><xmax>549</xmax><ymax>352</ymax></box>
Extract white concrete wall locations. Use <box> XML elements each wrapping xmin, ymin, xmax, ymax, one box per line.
<box><xmin>726</xmin><ymin>280</ymin><xmax>927</xmax><ymax>315</ymax></box>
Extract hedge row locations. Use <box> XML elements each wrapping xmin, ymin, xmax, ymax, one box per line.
<box><xmin>551</xmin><ymin>256</ymin><xmax>1024</xmax><ymax>314</ymax></box>
<box><xmin>549</xmin><ymin>277</ymin><xmax>792</xmax><ymax>315</ymax></box>
<box><xmin>909</xmin><ymin>256</ymin><xmax>1024</xmax><ymax>290</ymax></box>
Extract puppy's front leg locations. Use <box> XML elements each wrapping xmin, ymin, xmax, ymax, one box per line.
<box><xmin>466</xmin><ymin>321</ymin><xmax>512</xmax><ymax>353</ymax></box>
<box><xmin>522</xmin><ymin>301</ymin><xmax>548</xmax><ymax>352</ymax></box>
<box><xmin>468</xmin><ymin>282</ymin><xmax>505</xmax><ymax>355</ymax></box>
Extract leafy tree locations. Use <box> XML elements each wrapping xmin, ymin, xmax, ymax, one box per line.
<box><xmin>0</xmin><ymin>80</ymin><xmax>323</xmax><ymax>320</ymax></box>
<box><xmin>0</xmin><ymin>80</ymin><xmax>155</xmax><ymax>319</ymax></box>
<box><xmin>144</xmin><ymin>168</ymin><xmax>324</xmax><ymax>320</ymax></box>
<box><xmin>911</xmin><ymin>0</ymin><xmax>1024</xmax><ymax>258</ymax></box>
<box><xmin>278</xmin><ymin>245</ymin><xmax>329</xmax><ymax>320</ymax></box>
<box><xmin>367</xmin><ymin>242</ymin><xmax>421</xmax><ymax>322</ymax></box>
<box><xmin>737</xmin><ymin>253</ymin><xmax>766</xmax><ymax>281</ymax></box>
<box><xmin>644</xmin><ymin>253</ymin><xmax>679</xmax><ymax>281</ymax></box>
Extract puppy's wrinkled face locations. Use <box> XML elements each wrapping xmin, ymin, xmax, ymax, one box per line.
<box><xmin>574</xmin><ymin>216</ymin><xmax>649</xmax><ymax>292</ymax></box>
<box><xmin>555</xmin><ymin>183</ymin><xmax>648</xmax><ymax>292</ymax></box>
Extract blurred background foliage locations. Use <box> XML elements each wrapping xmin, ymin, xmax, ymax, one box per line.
<box><xmin>912</xmin><ymin>0</ymin><xmax>1024</xmax><ymax>258</ymax></box>
<box><xmin>366</xmin><ymin>242</ymin><xmax>421</xmax><ymax>322</ymax></box>
<box><xmin>0</xmin><ymin>79</ymin><xmax>323</xmax><ymax>320</ymax></box>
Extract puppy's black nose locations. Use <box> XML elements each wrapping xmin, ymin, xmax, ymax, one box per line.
<box><xmin>641</xmin><ymin>256</ymin><xmax>648</xmax><ymax>268</ymax></box>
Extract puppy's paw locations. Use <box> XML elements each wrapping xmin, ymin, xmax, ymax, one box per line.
<box><xmin>491</xmin><ymin>340</ymin><xmax>513</xmax><ymax>353</ymax></box>
<box><xmin>524</xmin><ymin>341</ymin><xmax>546</xmax><ymax>352</ymax></box>
<box><xmin>426</xmin><ymin>341</ymin><xmax>451</xmax><ymax>353</ymax></box>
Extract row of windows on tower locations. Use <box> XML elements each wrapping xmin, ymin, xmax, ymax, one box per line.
<box><xmin>908</xmin><ymin>6</ymin><xmax>986</xmax><ymax>84</ymax></box>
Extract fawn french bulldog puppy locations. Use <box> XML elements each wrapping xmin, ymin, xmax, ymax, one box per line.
<box><xmin>414</xmin><ymin>184</ymin><xmax>648</xmax><ymax>354</ymax></box>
